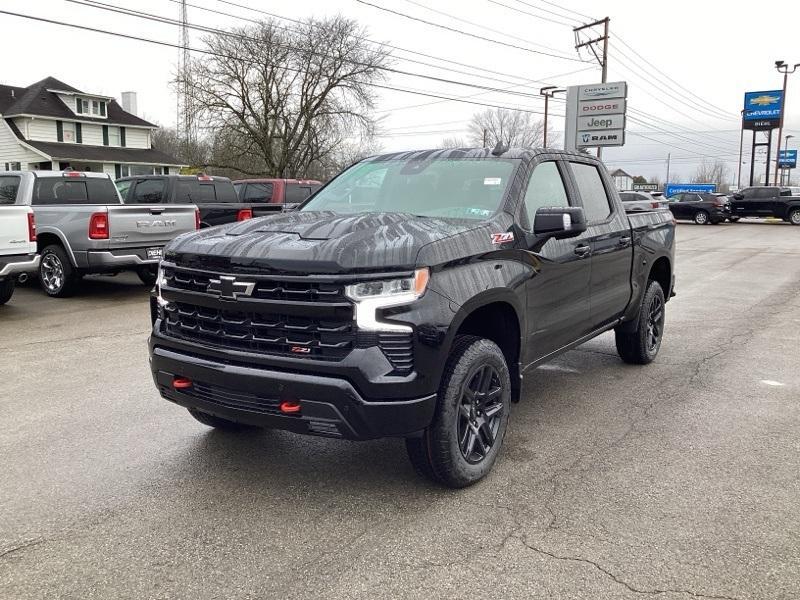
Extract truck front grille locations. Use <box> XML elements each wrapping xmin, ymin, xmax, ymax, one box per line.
<box><xmin>163</xmin><ymin>301</ymin><xmax>354</xmax><ymax>361</ymax></box>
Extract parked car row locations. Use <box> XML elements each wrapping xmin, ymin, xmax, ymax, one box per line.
<box><xmin>0</xmin><ymin>170</ymin><xmax>322</xmax><ymax>304</ymax></box>
<box><xmin>621</xmin><ymin>185</ymin><xmax>800</xmax><ymax>226</ymax></box>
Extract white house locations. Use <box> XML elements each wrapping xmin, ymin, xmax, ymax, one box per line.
<box><xmin>609</xmin><ymin>168</ymin><xmax>634</xmax><ymax>191</ymax></box>
<box><xmin>0</xmin><ymin>76</ymin><xmax>184</xmax><ymax>177</ymax></box>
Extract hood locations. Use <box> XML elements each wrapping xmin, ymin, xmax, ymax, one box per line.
<box><xmin>166</xmin><ymin>211</ymin><xmax>489</xmax><ymax>273</ymax></box>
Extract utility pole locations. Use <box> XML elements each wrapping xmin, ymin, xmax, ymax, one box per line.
<box><xmin>737</xmin><ymin>110</ymin><xmax>744</xmax><ymax>190</ymax></box>
<box><xmin>773</xmin><ymin>61</ymin><xmax>798</xmax><ymax>185</ymax></box>
<box><xmin>178</xmin><ymin>0</ymin><xmax>194</xmax><ymax>151</ymax></box>
<box><xmin>665</xmin><ymin>153</ymin><xmax>671</xmax><ymax>186</ymax></box>
<box><xmin>539</xmin><ymin>86</ymin><xmax>565</xmax><ymax>148</ymax></box>
<box><xmin>482</xmin><ymin>128</ymin><xmax>488</xmax><ymax>147</ymax></box>
<box><xmin>574</xmin><ymin>17</ymin><xmax>610</xmax><ymax>159</ymax></box>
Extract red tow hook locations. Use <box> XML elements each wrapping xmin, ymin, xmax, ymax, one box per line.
<box><xmin>172</xmin><ymin>377</ymin><xmax>193</xmax><ymax>390</ymax></box>
<box><xmin>279</xmin><ymin>400</ymin><xmax>302</xmax><ymax>415</ymax></box>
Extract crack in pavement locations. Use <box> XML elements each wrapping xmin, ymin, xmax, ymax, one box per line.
<box><xmin>0</xmin><ymin>538</ymin><xmax>47</xmax><ymax>561</ymax></box>
<box><xmin>518</xmin><ymin>538</ymin><xmax>742</xmax><ymax>600</ymax></box>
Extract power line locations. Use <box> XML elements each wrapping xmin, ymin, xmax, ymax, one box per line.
<box><xmin>0</xmin><ymin>7</ymin><xmax>557</xmax><ymax>117</ymax></box>
<box><xmin>66</xmin><ymin>0</ymin><xmax>562</xmax><ymax>102</ymax></box>
<box><xmin>513</xmin><ymin>0</ymin><xmax>594</xmax><ymax>22</ymax></box>
<box><xmin>353</xmin><ymin>0</ymin><xmax>588</xmax><ymax>62</ymax></box>
<box><xmin>484</xmin><ymin>0</ymin><xmax>575</xmax><ymax>27</ymax></box>
<box><xmin>164</xmin><ymin>0</ymin><xmax>574</xmax><ymax>91</ymax></box>
<box><xmin>399</xmin><ymin>0</ymin><xmax>579</xmax><ymax>59</ymax></box>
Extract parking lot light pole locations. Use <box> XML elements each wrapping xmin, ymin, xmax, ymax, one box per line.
<box><xmin>773</xmin><ymin>61</ymin><xmax>799</xmax><ymax>185</ymax></box>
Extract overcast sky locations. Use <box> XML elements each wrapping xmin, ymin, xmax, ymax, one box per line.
<box><xmin>2</xmin><ymin>0</ymin><xmax>799</xmax><ymax>182</ymax></box>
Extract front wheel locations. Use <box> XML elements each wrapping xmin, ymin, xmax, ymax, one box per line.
<box><xmin>0</xmin><ymin>279</ymin><xmax>14</xmax><ymax>305</ymax></box>
<box><xmin>406</xmin><ymin>336</ymin><xmax>511</xmax><ymax>488</ymax></box>
<box><xmin>789</xmin><ymin>208</ymin><xmax>800</xmax><ymax>225</ymax></box>
<box><xmin>694</xmin><ymin>210</ymin><xmax>709</xmax><ymax>225</ymax></box>
<box><xmin>615</xmin><ymin>280</ymin><xmax>666</xmax><ymax>365</ymax></box>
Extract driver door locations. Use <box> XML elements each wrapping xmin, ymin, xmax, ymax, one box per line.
<box><xmin>523</xmin><ymin>160</ymin><xmax>593</xmax><ymax>361</ymax></box>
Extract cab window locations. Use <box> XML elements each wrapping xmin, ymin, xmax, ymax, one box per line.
<box><xmin>522</xmin><ymin>161</ymin><xmax>569</xmax><ymax>228</ymax></box>
<box><xmin>570</xmin><ymin>162</ymin><xmax>612</xmax><ymax>222</ymax></box>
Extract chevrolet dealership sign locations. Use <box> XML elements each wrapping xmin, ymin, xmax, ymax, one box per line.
<box><xmin>565</xmin><ymin>82</ymin><xmax>628</xmax><ymax>150</ymax></box>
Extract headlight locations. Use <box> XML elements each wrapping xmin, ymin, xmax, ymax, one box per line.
<box><xmin>345</xmin><ymin>268</ymin><xmax>429</xmax><ymax>332</ymax></box>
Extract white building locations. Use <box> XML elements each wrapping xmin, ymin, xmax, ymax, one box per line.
<box><xmin>0</xmin><ymin>76</ymin><xmax>184</xmax><ymax>177</ymax></box>
<box><xmin>609</xmin><ymin>168</ymin><xmax>634</xmax><ymax>191</ymax></box>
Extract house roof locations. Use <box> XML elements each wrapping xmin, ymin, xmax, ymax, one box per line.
<box><xmin>610</xmin><ymin>168</ymin><xmax>633</xmax><ymax>178</ymax></box>
<box><xmin>21</xmin><ymin>139</ymin><xmax>184</xmax><ymax>166</ymax></box>
<box><xmin>0</xmin><ymin>76</ymin><xmax>156</xmax><ymax>128</ymax></box>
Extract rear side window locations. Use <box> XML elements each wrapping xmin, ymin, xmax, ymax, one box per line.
<box><xmin>755</xmin><ymin>188</ymin><xmax>775</xmax><ymax>198</ymax></box>
<box><xmin>243</xmin><ymin>182</ymin><xmax>273</xmax><ymax>203</ymax></box>
<box><xmin>33</xmin><ymin>177</ymin><xmax>120</xmax><ymax>205</ymax></box>
<box><xmin>233</xmin><ymin>183</ymin><xmax>243</xmax><ymax>199</ymax></box>
<box><xmin>522</xmin><ymin>161</ymin><xmax>569</xmax><ymax>227</ymax></box>
<box><xmin>175</xmin><ymin>180</ymin><xmax>215</xmax><ymax>203</ymax></box>
<box><xmin>213</xmin><ymin>181</ymin><xmax>238</xmax><ymax>203</ymax></box>
<box><xmin>285</xmin><ymin>183</ymin><xmax>313</xmax><ymax>203</ymax></box>
<box><xmin>115</xmin><ymin>179</ymin><xmax>133</xmax><ymax>201</ymax></box>
<box><xmin>0</xmin><ymin>175</ymin><xmax>20</xmax><ymax>205</ymax></box>
<box><xmin>570</xmin><ymin>162</ymin><xmax>612</xmax><ymax>222</ymax></box>
<box><xmin>131</xmin><ymin>179</ymin><xmax>165</xmax><ymax>204</ymax></box>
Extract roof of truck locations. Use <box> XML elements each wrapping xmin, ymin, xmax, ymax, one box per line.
<box><xmin>365</xmin><ymin>147</ymin><xmax>601</xmax><ymax>163</ymax></box>
<box><xmin>233</xmin><ymin>178</ymin><xmax>322</xmax><ymax>184</ymax></box>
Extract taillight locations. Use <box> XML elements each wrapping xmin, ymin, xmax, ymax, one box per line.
<box><xmin>651</xmin><ymin>202</ymin><xmax>659</xmax><ymax>209</ymax></box>
<box><xmin>195</xmin><ymin>208</ymin><xmax>200</xmax><ymax>230</ymax></box>
<box><xmin>237</xmin><ymin>208</ymin><xmax>253</xmax><ymax>221</ymax></box>
<box><xmin>89</xmin><ymin>212</ymin><xmax>109</xmax><ymax>239</ymax></box>
<box><xmin>27</xmin><ymin>212</ymin><xmax>36</xmax><ymax>241</ymax></box>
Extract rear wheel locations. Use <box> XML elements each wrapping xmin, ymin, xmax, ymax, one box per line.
<box><xmin>0</xmin><ymin>279</ymin><xmax>14</xmax><ymax>305</ymax></box>
<box><xmin>789</xmin><ymin>208</ymin><xmax>800</xmax><ymax>225</ymax></box>
<box><xmin>615</xmin><ymin>279</ymin><xmax>666</xmax><ymax>365</ymax></box>
<box><xmin>39</xmin><ymin>244</ymin><xmax>79</xmax><ymax>297</ymax></box>
<box><xmin>136</xmin><ymin>265</ymin><xmax>158</xmax><ymax>286</ymax></box>
<box><xmin>693</xmin><ymin>210</ymin><xmax>709</xmax><ymax>225</ymax></box>
<box><xmin>405</xmin><ymin>335</ymin><xmax>511</xmax><ymax>488</ymax></box>
<box><xmin>188</xmin><ymin>408</ymin><xmax>253</xmax><ymax>431</ymax></box>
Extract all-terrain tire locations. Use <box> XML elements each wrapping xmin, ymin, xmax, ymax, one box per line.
<box><xmin>615</xmin><ymin>280</ymin><xmax>666</xmax><ymax>365</ymax></box>
<box><xmin>0</xmin><ymin>279</ymin><xmax>14</xmax><ymax>305</ymax></box>
<box><xmin>39</xmin><ymin>244</ymin><xmax>79</xmax><ymax>298</ymax></box>
<box><xmin>405</xmin><ymin>335</ymin><xmax>511</xmax><ymax>488</ymax></box>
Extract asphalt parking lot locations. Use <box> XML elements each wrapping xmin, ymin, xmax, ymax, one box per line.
<box><xmin>2</xmin><ymin>220</ymin><xmax>799</xmax><ymax>600</ymax></box>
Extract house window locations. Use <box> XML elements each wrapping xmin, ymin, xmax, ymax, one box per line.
<box><xmin>75</xmin><ymin>98</ymin><xmax>89</xmax><ymax>114</ymax></box>
<box><xmin>108</xmin><ymin>126</ymin><xmax>121</xmax><ymax>146</ymax></box>
<box><xmin>90</xmin><ymin>100</ymin><xmax>107</xmax><ymax>116</ymax></box>
<box><xmin>4</xmin><ymin>162</ymin><xmax>22</xmax><ymax>171</ymax></box>
<box><xmin>62</xmin><ymin>122</ymin><xmax>76</xmax><ymax>143</ymax></box>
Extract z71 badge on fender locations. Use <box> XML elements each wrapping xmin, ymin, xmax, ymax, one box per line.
<box><xmin>491</xmin><ymin>232</ymin><xmax>514</xmax><ymax>244</ymax></box>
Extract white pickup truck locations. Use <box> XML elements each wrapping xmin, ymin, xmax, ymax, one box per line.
<box><xmin>8</xmin><ymin>171</ymin><xmax>198</xmax><ymax>297</ymax></box>
<box><xmin>0</xmin><ymin>174</ymin><xmax>39</xmax><ymax>305</ymax></box>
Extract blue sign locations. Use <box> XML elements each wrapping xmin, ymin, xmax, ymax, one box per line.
<box><xmin>779</xmin><ymin>149</ymin><xmax>797</xmax><ymax>168</ymax></box>
<box><xmin>664</xmin><ymin>183</ymin><xmax>717</xmax><ymax>197</ymax></box>
<box><xmin>743</xmin><ymin>90</ymin><xmax>783</xmax><ymax>121</ymax></box>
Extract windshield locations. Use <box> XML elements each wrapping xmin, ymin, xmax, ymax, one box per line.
<box><xmin>301</xmin><ymin>157</ymin><xmax>518</xmax><ymax>220</ymax></box>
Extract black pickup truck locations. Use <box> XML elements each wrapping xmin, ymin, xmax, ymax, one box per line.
<box><xmin>116</xmin><ymin>174</ymin><xmax>254</xmax><ymax>228</ymax></box>
<box><xmin>730</xmin><ymin>186</ymin><xmax>800</xmax><ymax>224</ymax></box>
<box><xmin>149</xmin><ymin>148</ymin><xmax>675</xmax><ymax>487</ymax></box>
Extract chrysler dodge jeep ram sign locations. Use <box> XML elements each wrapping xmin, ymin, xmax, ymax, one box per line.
<box><xmin>565</xmin><ymin>81</ymin><xmax>628</xmax><ymax>149</ymax></box>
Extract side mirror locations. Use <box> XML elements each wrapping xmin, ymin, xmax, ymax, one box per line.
<box><xmin>733</xmin><ymin>193</ymin><xmax>743</xmax><ymax>200</ymax></box>
<box><xmin>282</xmin><ymin>202</ymin><xmax>300</xmax><ymax>212</ymax></box>
<box><xmin>533</xmin><ymin>206</ymin><xmax>587</xmax><ymax>240</ymax></box>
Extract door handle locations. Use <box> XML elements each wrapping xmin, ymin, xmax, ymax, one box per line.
<box><xmin>574</xmin><ymin>244</ymin><xmax>591</xmax><ymax>257</ymax></box>
<box><xmin>619</xmin><ymin>236</ymin><xmax>631</xmax><ymax>245</ymax></box>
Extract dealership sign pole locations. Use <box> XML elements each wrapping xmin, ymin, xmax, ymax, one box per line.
<box><xmin>742</xmin><ymin>90</ymin><xmax>783</xmax><ymax>186</ymax></box>
<box><xmin>565</xmin><ymin>82</ymin><xmax>627</xmax><ymax>154</ymax></box>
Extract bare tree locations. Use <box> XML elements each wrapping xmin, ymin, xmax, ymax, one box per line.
<box><xmin>180</xmin><ymin>17</ymin><xmax>389</xmax><ymax>178</ymax></box>
<box><xmin>692</xmin><ymin>159</ymin><xmax>730</xmax><ymax>187</ymax></box>
<box><xmin>151</xmin><ymin>125</ymin><xmax>208</xmax><ymax>169</ymax></box>
<box><xmin>467</xmin><ymin>108</ymin><xmax>544</xmax><ymax>148</ymax></box>
<box><xmin>440</xmin><ymin>136</ymin><xmax>467</xmax><ymax>148</ymax></box>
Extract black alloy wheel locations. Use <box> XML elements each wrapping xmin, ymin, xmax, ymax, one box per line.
<box><xmin>456</xmin><ymin>364</ymin><xmax>505</xmax><ymax>464</ymax></box>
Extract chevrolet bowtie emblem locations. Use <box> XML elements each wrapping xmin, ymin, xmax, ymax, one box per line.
<box><xmin>207</xmin><ymin>276</ymin><xmax>255</xmax><ymax>300</ymax></box>
<box><xmin>750</xmin><ymin>95</ymin><xmax>780</xmax><ymax>106</ymax></box>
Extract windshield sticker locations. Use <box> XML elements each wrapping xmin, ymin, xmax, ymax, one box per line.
<box><xmin>484</xmin><ymin>177</ymin><xmax>502</xmax><ymax>185</ymax></box>
<box><xmin>466</xmin><ymin>208</ymin><xmax>492</xmax><ymax>217</ymax></box>
<box><xmin>491</xmin><ymin>232</ymin><xmax>514</xmax><ymax>245</ymax></box>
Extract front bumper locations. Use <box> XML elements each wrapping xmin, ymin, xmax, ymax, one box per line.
<box><xmin>150</xmin><ymin>345</ymin><xmax>437</xmax><ymax>440</ymax></box>
<box><xmin>0</xmin><ymin>253</ymin><xmax>40</xmax><ymax>278</ymax></box>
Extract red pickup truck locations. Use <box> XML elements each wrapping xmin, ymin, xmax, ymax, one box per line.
<box><xmin>233</xmin><ymin>179</ymin><xmax>322</xmax><ymax>211</ymax></box>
